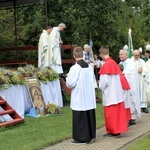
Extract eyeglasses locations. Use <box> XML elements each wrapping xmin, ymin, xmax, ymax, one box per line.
<box><xmin>134</xmin><ymin>55</ymin><xmax>140</xmax><ymax>57</ymax></box>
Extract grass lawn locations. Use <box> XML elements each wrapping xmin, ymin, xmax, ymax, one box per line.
<box><xmin>125</xmin><ymin>102</ymin><xmax>150</xmax><ymax>150</ymax></box>
<box><xmin>0</xmin><ymin>95</ymin><xmax>104</xmax><ymax>150</ymax></box>
<box><xmin>1</xmin><ymin>90</ymin><xmax>149</xmax><ymax>150</ymax></box>
<box><xmin>125</xmin><ymin>134</ymin><xmax>150</xmax><ymax>150</ymax></box>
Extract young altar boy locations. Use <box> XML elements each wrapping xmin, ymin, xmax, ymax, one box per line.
<box><xmin>66</xmin><ymin>46</ymin><xmax>96</xmax><ymax>144</ymax></box>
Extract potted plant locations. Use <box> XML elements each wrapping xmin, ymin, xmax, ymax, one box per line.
<box><xmin>0</xmin><ymin>71</ymin><xmax>11</xmax><ymax>90</ymax></box>
<box><xmin>45</xmin><ymin>103</ymin><xmax>61</xmax><ymax>115</ymax></box>
<box><xmin>18</xmin><ymin>65</ymin><xmax>36</xmax><ymax>77</ymax></box>
<box><xmin>11</xmin><ymin>71</ymin><xmax>26</xmax><ymax>85</ymax></box>
<box><xmin>36</xmin><ymin>68</ymin><xmax>59</xmax><ymax>83</ymax></box>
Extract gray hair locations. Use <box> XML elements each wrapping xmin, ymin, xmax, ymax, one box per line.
<box><xmin>59</xmin><ymin>23</ymin><xmax>66</xmax><ymax>29</ymax></box>
<box><xmin>119</xmin><ymin>49</ymin><xmax>129</xmax><ymax>55</ymax></box>
<box><xmin>83</xmin><ymin>44</ymin><xmax>91</xmax><ymax>50</ymax></box>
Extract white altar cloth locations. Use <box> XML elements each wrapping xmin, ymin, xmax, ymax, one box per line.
<box><xmin>0</xmin><ymin>79</ymin><xmax>63</xmax><ymax>121</ymax></box>
<box><xmin>40</xmin><ymin>80</ymin><xmax>63</xmax><ymax>107</ymax></box>
<box><xmin>0</xmin><ymin>85</ymin><xmax>32</xmax><ymax>119</ymax></box>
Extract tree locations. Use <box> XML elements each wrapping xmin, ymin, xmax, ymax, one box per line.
<box><xmin>0</xmin><ymin>0</ymin><xmax>149</xmax><ymax>60</ymax></box>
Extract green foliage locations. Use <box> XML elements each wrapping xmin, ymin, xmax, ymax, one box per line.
<box><xmin>10</xmin><ymin>72</ymin><xmax>26</xmax><ymax>85</ymax></box>
<box><xmin>125</xmin><ymin>134</ymin><xmax>150</xmax><ymax>150</ymax></box>
<box><xmin>0</xmin><ymin>69</ymin><xmax>12</xmax><ymax>90</ymax></box>
<box><xmin>47</xmin><ymin>103</ymin><xmax>61</xmax><ymax>114</ymax></box>
<box><xmin>36</xmin><ymin>67</ymin><xmax>59</xmax><ymax>83</ymax></box>
<box><xmin>0</xmin><ymin>9</ymin><xmax>15</xmax><ymax>47</ymax></box>
<box><xmin>0</xmin><ymin>0</ymin><xmax>149</xmax><ymax>60</ymax></box>
<box><xmin>0</xmin><ymin>65</ymin><xmax>59</xmax><ymax>89</ymax></box>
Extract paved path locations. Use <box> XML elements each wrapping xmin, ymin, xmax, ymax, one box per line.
<box><xmin>43</xmin><ymin>111</ymin><xmax>150</xmax><ymax>150</ymax></box>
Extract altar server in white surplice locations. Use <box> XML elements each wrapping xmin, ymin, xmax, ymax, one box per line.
<box><xmin>66</xmin><ymin>47</ymin><xmax>96</xmax><ymax>144</ymax></box>
<box><xmin>99</xmin><ymin>46</ymin><xmax>128</xmax><ymax>137</ymax></box>
<box><xmin>131</xmin><ymin>50</ymin><xmax>149</xmax><ymax>113</ymax></box>
<box><xmin>38</xmin><ymin>26</ymin><xmax>52</xmax><ymax>68</ymax></box>
<box><xmin>143</xmin><ymin>59</ymin><xmax>150</xmax><ymax>104</ymax></box>
<box><xmin>49</xmin><ymin>23</ymin><xmax>66</xmax><ymax>74</ymax></box>
<box><xmin>119</xmin><ymin>49</ymin><xmax>141</xmax><ymax>126</ymax></box>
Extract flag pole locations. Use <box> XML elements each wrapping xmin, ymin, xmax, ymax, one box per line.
<box><xmin>89</xmin><ymin>32</ymin><xmax>100</xmax><ymax>102</ymax></box>
<box><xmin>128</xmin><ymin>28</ymin><xmax>133</xmax><ymax>58</ymax></box>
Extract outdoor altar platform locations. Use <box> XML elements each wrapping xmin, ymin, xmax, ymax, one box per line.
<box><xmin>0</xmin><ymin>79</ymin><xmax>63</xmax><ymax>121</ymax></box>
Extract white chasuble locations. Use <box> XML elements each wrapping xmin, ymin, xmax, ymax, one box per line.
<box><xmin>121</xmin><ymin>58</ymin><xmax>141</xmax><ymax>118</ymax></box>
<box><xmin>49</xmin><ymin>27</ymin><xmax>63</xmax><ymax>73</ymax></box>
<box><xmin>131</xmin><ymin>57</ymin><xmax>147</xmax><ymax>107</ymax></box>
<box><xmin>38</xmin><ymin>30</ymin><xmax>50</xmax><ymax>68</ymax></box>
<box><xmin>143</xmin><ymin>60</ymin><xmax>150</xmax><ymax>102</ymax></box>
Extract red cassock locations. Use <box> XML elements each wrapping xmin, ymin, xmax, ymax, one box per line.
<box><xmin>99</xmin><ymin>57</ymin><xmax>129</xmax><ymax>134</ymax></box>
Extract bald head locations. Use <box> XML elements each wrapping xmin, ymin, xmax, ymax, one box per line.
<box><xmin>119</xmin><ymin>49</ymin><xmax>128</xmax><ymax>61</ymax></box>
<box><xmin>133</xmin><ymin>49</ymin><xmax>140</xmax><ymax>60</ymax></box>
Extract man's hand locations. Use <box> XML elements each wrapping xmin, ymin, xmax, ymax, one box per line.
<box><xmin>60</xmin><ymin>40</ymin><xmax>63</xmax><ymax>45</ymax></box>
<box><xmin>85</xmin><ymin>60</ymin><xmax>90</xmax><ymax>64</ymax></box>
<box><xmin>138</xmin><ymin>68</ymin><xmax>142</xmax><ymax>73</ymax></box>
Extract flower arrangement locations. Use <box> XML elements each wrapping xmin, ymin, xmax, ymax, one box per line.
<box><xmin>36</xmin><ymin>67</ymin><xmax>59</xmax><ymax>83</ymax></box>
<box><xmin>18</xmin><ymin>64</ymin><xmax>36</xmax><ymax>77</ymax></box>
<box><xmin>45</xmin><ymin>103</ymin><xmax>61</xmax><ymax>114</ymax></box>
<box><xmin>10</xmin><ymin>71</ymin><xmax>26</xmax><ymax>85</ymax></box>
<box><xmin>0</xmin><ymin>66</ymin><xmax>59</xmax><ymax>90</ymax></box>
<box><xmin>0</xmin><ymin>68</ymin><xmax>26</xmax><ymax>89</ymax></box>
<box><xmin>3</xmin><ymin>68</ymin><xmax>13</xmax><ymax>77</ymax></box>
<box><xmin>0</xmin><ymin>70</ymin><xmax>11</xmax><ymax>90</ymax></box>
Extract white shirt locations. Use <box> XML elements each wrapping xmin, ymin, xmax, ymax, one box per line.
<box><xmin>120</xmin><ymin>58</ymin><xmax>141</xmax><ymax>117</ymax></box>
<box><xmin>99</xmin><ymin>74</ymin><xmax>124</xmax><ymax>106</ymax></box>
<box><xmin>66</xmin><ymin>63</ymin><xmax>96</xmax><ymax>111</ymax></box>
<box><xmin>143</xmin><ymin>60</ymin><xmax>150</xmax><ymax>83</ymax></box>
<box><xmin>94</xmin><ymin>59</ymin><xmax>101</xmax><ymax>68</ymax></box>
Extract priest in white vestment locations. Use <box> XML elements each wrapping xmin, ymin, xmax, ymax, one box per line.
<box><xmin>143</xmin><ymin>59</ymin><xmax>150</xmax><ymax>103</ymax></box>
<box><xmin>66</xmin><ymin>47</ymin><xmax>96</xmax><ymax>144</ymax></box>
<box><xmin>38</xmin><ymin>26</ymin><xmax>52</xmax><ymax>68</ymax></box>
<box><xmin>99</xmin><ymin>46</ymin><xmax>128</xmax><ymax>137</ymax></box>
<box><xmin>131</xmin><ymin>50</ymin><xmax>149</xmax><ymax>113</ymax></box>
<box><xmin>119</xmin><ymin>49</ymin><xmax>141</xmax><ymax>125</ymax></box>
<box><xmin>49</xmin><ymin>23</ymin><xmax>66</xmax><ymax>74</ymax></box>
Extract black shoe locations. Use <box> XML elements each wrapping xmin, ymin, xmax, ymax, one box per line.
<box><xmin>142</xmin><ymin>108</ymin><xmax>149</xmax><ymax>114</ymax></box>
<box><xmin>129</xmin><ymin>119</ymin><xmax>136</xmax><ymax>126</ymax></box>
<box><xmin>112</xmin><ymin>133</ymin><xmax>121</xmax><ymax>136</ymax></box>
<box><xmin>112</xmin><ymin>133</ymin><xmax>121</xmax><ymax>138</ymax></box>
<box><xmin>103</xmin><ymin>133</ymin><xmax>113</xmax><ymax>138</ymax></box>
<box><xmin>103</xmin><ymin>133</ymin><xmax>121</xmax><ymax>138</ymax></box>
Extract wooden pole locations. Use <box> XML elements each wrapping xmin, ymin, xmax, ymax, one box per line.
<box><xmin>13</xmin><ymin>0</ymin><xmax>17</xmax><ymax>47</ymax></box>
<box><xmin>45</xmin><ymin>0</ymin><xmax>48</xmax><ymax>26</ymax></box>
<box><xmin>13</xmin><ymin>0</ymin><xmax>18</xmax><ymax>60</ymax></box>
